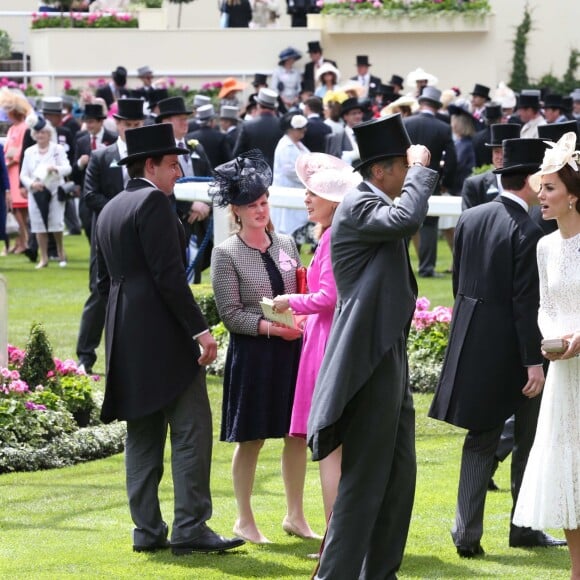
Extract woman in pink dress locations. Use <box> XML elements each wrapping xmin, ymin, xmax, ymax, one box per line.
<box><xmin>273</xmin><ymin>152</ymin><xmax>361</xmax><ymax>521</ymax></box>
<box><xmin>0</xmin><ymin>89</ymin><xmax>32</xmax><ymax>254</ymax></box>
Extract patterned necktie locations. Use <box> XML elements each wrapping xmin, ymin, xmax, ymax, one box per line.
<box><xmin>178</xmin><ymin>141</ymin><xmax>192</xmax><ymax>177</ymax></box>
<box><xmin>91</xmin><ymin>134</ymin><xmax>97</xmax><ymax>151</ymax></box>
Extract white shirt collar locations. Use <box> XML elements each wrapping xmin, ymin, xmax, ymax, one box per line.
<box><xmin>364</xmin><ymin>180</ymin><xmax>394</xmax><ymax>206</ymax></box>
<box><xmin>501</xmin><ymin>191</ymin><xmax>528</xmax><ymax>211</ymax></box>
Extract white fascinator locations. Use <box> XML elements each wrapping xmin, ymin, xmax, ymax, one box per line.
<box><xmin>529</xmin><ymin>131</ymin><xmax>580</xmax><ymax>192</ymax></box>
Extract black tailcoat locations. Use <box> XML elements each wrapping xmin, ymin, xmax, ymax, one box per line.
<box><xmin>96</xmin><ymin>179</ymin><xmax>208</xmax><ymax>423</ymax></box>
<box><xmin>429</xmin><ymin>197</ymin><xmax>544</xmax><ymax>431</ymax></box>
<box><xmin>233</xmin><ymin>112</ymin><xmax>283</xmax><ymax>170</ymax></box>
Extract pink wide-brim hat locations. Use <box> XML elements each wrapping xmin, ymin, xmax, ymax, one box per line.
<box><xmin>295</xmin><ymin>152</ymin><xmax>362</xmax><ymax>202</ymax></box>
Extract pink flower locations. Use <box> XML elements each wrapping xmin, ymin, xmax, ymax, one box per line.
<box><xmin>415</xmin><ymin>297</ymin><xmax>431</xmax><ymax>312</ymax></box>
<box><xmin>46</xmin><ymin>370</ymin><xmax>55</xmax><ymax>378</ymax></box>
<box><xmin>25</xmin><ymin>401</ymin><xmax>46</xmax><ymax>411</ymax></box>
<box><xmin>372</xmin><ymin>0</ymin><xmax>382</xmax><ymax>6</ymax></box>
<box><xmin>64</xmin><ymin>79</ymin><xmax>72</xmax><ymax>90</ymax></box>
<box><xmin>316</xmin><ymin>0</ymin><xmax>324</xmax><ymax>5</ymax></box>
<box><xmin>35</xmin><ymin>82</ymin><xmax>43</xmax><ymax>90</ymax></box>
<box><xmin>10</xmin><ymin>380</ymin><xmax>29</xmax><ymax>393</ymax></box>
<box><xmin>10</xmin><ymin>370</ymin><xmax>20</xmax><ymax>380</ymax></box>
<box><xmin>168</xmin><ymin>77</ymin><xmax>175</xmax><ymax>87</ymax></box>
<box><xmin>0</xmin><ymin>368</ymin><xmax>10</xmax><ymax>379</ymax></box>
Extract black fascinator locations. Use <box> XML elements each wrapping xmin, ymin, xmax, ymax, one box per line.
<box><xmin>209</xmin><ymin>149</ymin><xmax>273</xmax><ymax>207</ymax></box>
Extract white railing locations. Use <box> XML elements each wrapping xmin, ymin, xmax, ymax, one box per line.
<box><xmin>174</xmin><ymin>181</ymin><xmax>463</xmax><ymax>245</ymax></box>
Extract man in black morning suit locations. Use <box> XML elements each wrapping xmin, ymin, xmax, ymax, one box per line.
<box><xmin>301</xmin><ymin>96</ymin><xmax>331</xmax><ymax>153</ymax></box>
<box><xmin>95</xmin><ymin>65</ymin><xmax>131</xmax><ymax>108</ymax></box>
<box><xmin>404</xmin><ymin>86</ymin><xmax>456</xmax><ymax>277</ymax></box>
<box><xmin>155</xmin><ymin>96</ymin><xmax>214</xmax><ymax>283</ymax></box>
<box><xmin>461</xmin><ymin>123</ymin><xmax>521</xmax><ymax>210</ymax></box>
<box><xmin>429</xmin><ymin>138</ymin><xmax>566</xmax><ymax>557</ymax></box>
<box><xmin>95</xmin><ymin>122</ymin><xmax>244</xmax><ymax>555</ymax></box>
<box><xmin>187</xmin><ymin>104</ymin><xmax>232</xmax><ymax>168</ymax></box>
<box><xmin>72</xmin><ymin>103</ymin><xmax>117</xmax><ymax>239</ymax></box>
<box><xmin>302</xmin><ymin>40</ymin><xmax>337</xmax><ymax>94</ymax></box>
<box><xmin>350</xmin><ymin>55</ymin><xmax>382</xmax><ymax>101</ymax></box>
<box><xmin>233</xmin><ymin>88</ymin><xmax>283</xmax><ymax>170</ymax></box>
<box><xmin>76</xmin><ymin>98</ymin><xmax>145</xmax><ymax>375</ymax></box>
<box><xmin>471</xmin><ymin>102</ymin><xmax>503</xmax><ymax>169</ymax></box>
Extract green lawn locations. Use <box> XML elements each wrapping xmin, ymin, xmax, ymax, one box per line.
<box><xmin>0</xmin><ymin>236</ymin><xmax>569</xmax><ymax>579</ymax></box>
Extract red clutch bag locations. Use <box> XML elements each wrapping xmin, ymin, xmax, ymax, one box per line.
<box><xmin>296</xmin><ymin>266</ymin><xmax>308</xmax><ymax>294</ymax></box>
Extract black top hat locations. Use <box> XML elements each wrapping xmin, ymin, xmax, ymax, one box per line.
<box><xmin>544</xmin><ymin>93</ymin><xmax>564</xmax><ymax>109</ymax></box>
<box><xmin>356</xmin><ymin>55</ymin><xmax>371</xmax><ymax>67</ymax></box>
<box><xmin>389</xmin><ymin>74</ymin><xmax>404</xmax><ymax>89</ymax></box>
<box><xmin>112</xmin><ymin>66</ymin><xmax>127</xmax><ymax>87</ymax></box>
<box><xmin>493</xmin><ymin>138</ymin><xmax>549</xmax><ymax>175</ymax></box>
<box><xmin>252</xmin><ymin>73</ymin><xmax>268</xmax><ymax>88</ymax></box>
<box><xmin>517</xmin><ymin>93</ymin><xmax>540</xmax><ymax>110</ymax></box>
<box><xmin>562</xmin><ymin>96</ymin><xmax>573</xmax><ymax>114</ymax></box>
<box><xmin>485</xmin><ymin>123</ymin><xmax>521</xmax><ymax>147</ymax></box>
<box><xmin>209</xmin><ymin>149</ymin><xmax>272</xmax><ymax>207</ymax></box>
<box><xmin>307</xmin><ymin>41</ymin><xmax>322</xmax><ymax>53</ymax></box>
<box><xmin>377</xmin><ymin>84</ymin><xmax>396</xmax><ymax>99</ymax></box>
<box><xmin>340</xmin><ymin>97</ymin><xmax>364</xmax><ymax>117</ymax></box>
<box><xmin>112</xmin><ymin>66</ymin><xmax>127</xmax><ymax>78</ymax></box>
<box><xmin>470</xmin><ymin>84</ymin><xmax>491</xmax><ymax>100</ymax></box>
<box><xmin>83</xmin><ymin>103</ymin><xmax>106</xmax><ymax>120</ymax></box>
<box><xmin>118</xmin><ymin>124</ymin><xmax>190</xmax><ymax>166</ymax></box>
<box><xmin>538</xmin><ymin>120</ymin><xmax>579</xmax><ymax>142</ymax></box>
<box><xmin>113</xmin><ymin>98</ymin><xmax>145</xmax><ymax>120</ymax></box>
<box><xmin>353</xmin><ymin>113</ymin><xmax>411</xmax><ymax>171</ymax></box>
<box><xmin>155</xmin><ymin>97</ymin><xmax>192</xmax><ymax>122</ymax></box>
<box><xmin>148</xmin><ymin>88</ymin><xmax>169</xmax><ymax>108</ymax></box>
<box><xmin>483</xmin><ymin>102</ymin><xmax>502</xmax><ymax>121</ymax></box>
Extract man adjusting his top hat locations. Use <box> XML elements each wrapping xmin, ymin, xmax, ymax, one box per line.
<box><xmin>308</xmin><ymin>114</ymin><xmax>438</xmax><ymax>579</ymax></box>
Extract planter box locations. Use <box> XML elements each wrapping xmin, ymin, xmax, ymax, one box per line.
<box><xmin>137</xmin><ymin>7</ymin><xmax>168</xmax><ymax>30</ymax></box>
<box><xmin>322</xmin><ymin>13</ymin><xmax>491</xmax><ymax>34</ymax></box>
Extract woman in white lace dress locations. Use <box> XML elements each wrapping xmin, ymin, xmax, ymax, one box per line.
<box><xmin>513</xmin><ymin>132</ymin><xmax>580</xmax><ymax>579</ymax></box>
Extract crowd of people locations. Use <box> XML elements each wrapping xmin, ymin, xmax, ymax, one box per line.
<box><xmin>1</xmin><ymin>44</ymin><xmax>580</xmax><ymax>578</ymax></box>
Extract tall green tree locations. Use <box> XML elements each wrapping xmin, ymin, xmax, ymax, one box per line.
<box><xmin>168</xmin><ymin>0</ymin><xmax>196</xmax><ymax>29</ymax></box>
<box><xmin>509</xmin><ymin>5</ymin><xmax>532</xmax><ymax>92</ymax></box>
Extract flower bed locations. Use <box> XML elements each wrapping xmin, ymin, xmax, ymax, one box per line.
<box><xmin>31</xmin><ymin>11</ymin><xmax>138</xmax><ymax>29</ymax></box>
<box><xmin>408</xmin><ymin>297</ymin><xmax>451</xmax><ymax>392</ymax></box>
<box><xmin>319</xmin><ymin>0</ymin><xmax>491</xmax><ymax>17</ymax></box>
<box><xmin>0</xmin><ymin>330</ymin><xmax>125</xmax><ymax>474</ymax></box>
<box><xmin>208</xmin><ymin>297</ymin><xmax>452</xmax><ymax>392</ymax></box>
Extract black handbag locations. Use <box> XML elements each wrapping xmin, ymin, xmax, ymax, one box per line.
<box><xmin>57</xmin><ymin>182</ymin><xmax>78</xmax><ymax>202</ymax></box>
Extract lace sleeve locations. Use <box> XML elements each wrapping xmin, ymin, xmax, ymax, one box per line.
<box><xmin>537</xmin><ymin>237</ymin><xmax>557</xmax><ymax>338</ymax></box>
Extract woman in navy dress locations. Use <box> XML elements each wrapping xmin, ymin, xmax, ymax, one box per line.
<box><xmin>211</xmin><ymin>150</ymin><xmax>320</xmax><ymax>544</ymax></box>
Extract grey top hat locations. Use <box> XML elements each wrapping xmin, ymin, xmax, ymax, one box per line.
<box><xmin>42</xmin><ymin>97</ymin><xmax>63</xmax><ymax>115</ymax></box>
<box><xmin>570</xmin><ymin>88</ymin><xmax>580</xmax><ymax>102</ymax></box>
<box><xmin>256</xmin><ymin>88</ymin><xmax>278</xmax><ymax>109</ymax></box>
<box><xmin>118</xmin><ymin>123</ymin><xmax>190</xmax><ymax>166</ymax></box>
<box><xmin>193</xmin><ymin>94</ymin><xmax>211</xmax><ymax>108</ymax></box>
<box><xmin>220</xmin><ymin>105</ymin><xmax>239</xmax><ymax>121</ymax></box>
<box><xmin>137</xmin><ymin>65</ymin><xmax>153</xmax><ymax>77</ymax></box>
<box><xmin>418</xmin><ymin>86</ymin><xmax>442</xmax><ymax>108</ymax></box>
<box><xmin>196</xmin><ymin>104</ymin><xmax>216</xmax><ymax>121</ymax></box>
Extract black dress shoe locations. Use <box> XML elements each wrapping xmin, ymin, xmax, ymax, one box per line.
<box><xmin>487</xmin><ymin>478</ymin><xmax>500</xmax><ymax>491</ymax></box>
<box><xmin>456</xmin><ymin>542</ymin><xmax>485</xmax><ymax>558</ymax></box>
<box><xmin>171</xmin><ymin>527</ymin><xmax>245</xmax><ymax>555</ymax></box>
<box><xmin>133</xmin><ymin>539</ymin><xmax>170</xmax><ymax>553</ymax></box>
<box><xmin>419</xmin><ymin>272</ymin><xmax>444</xmax><ymax>278</ymax></box>
<box><xmin>509</xmin><ymin>527</ymin><xmax>567</xmax><ymax>548</ymax></box>
<box><xmin>23</xmin><ymin>248</ymin><xmax>38</xmax><ymax>263</ymax></box>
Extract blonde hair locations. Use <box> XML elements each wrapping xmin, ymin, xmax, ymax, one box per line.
<box><xmin>451</xmin><ymin>114</ymin><xmax>475</xmax><ymax>138</ymax></box>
